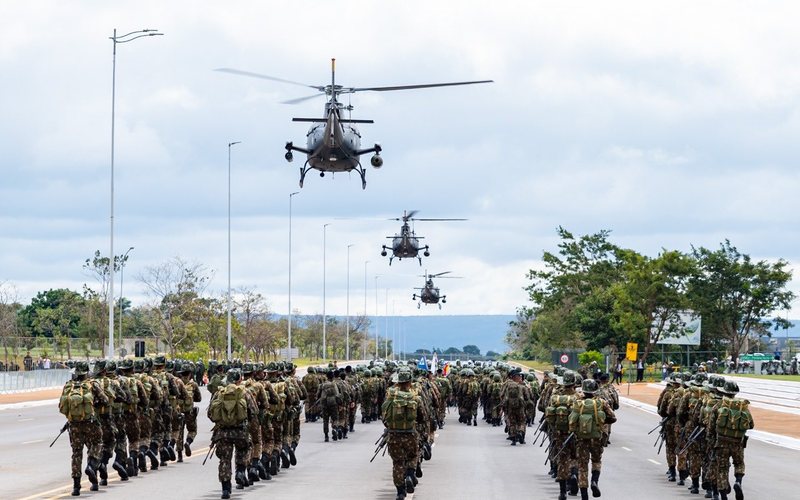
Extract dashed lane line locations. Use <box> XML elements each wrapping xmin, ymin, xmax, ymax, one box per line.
<box><xmin>647</xmin><ymin>459</ymin><xmax>661</xmax><ymax>466</ymax></box>
<box><xmin>622</xmin><ymin>446</ymin><xmax>632</xmax><ymax>451</ymax></box>
<box><xmin>22</xmin><ymin>439</ymin><xmax>44</xmax><ymax>445</ymax></box>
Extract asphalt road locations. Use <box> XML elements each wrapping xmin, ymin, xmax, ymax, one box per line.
<box><xmin>2</xmin><ymin>397</ymin><xmax>797</xmax><ymax>499</ymax></box>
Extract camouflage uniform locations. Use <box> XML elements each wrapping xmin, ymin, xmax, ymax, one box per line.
<box><xmin>179</xmin><ymin>365</ymin><xmax>202</xmax><ymax>456</ymax></box>
<box><xmin>316</xmin><ymin>374</ymin><xmax>341</xmax><ymax>440</ymax></box>
<box><xmin>383</xmin><ymin>377</ymin><xmax>424</xmax><ymax>498</ymax></box>
<box><xmin>570</xmin><ymin>383</ymin><xmax>617</xmax><ymax>496</ymax></box>
<box><xmin>502</xmin><ymin>374</ymin><xmax>527</xmax><ymax>443</ymax></box>
<box><xmin>60</xmin><ymin>371</ymin><xmax>108</xmax><ymax>490</ymax></box>
<box><xmin>302</xmin><ymin>367</ymin><xmax>321</xmax><ymax>422</ymax></box>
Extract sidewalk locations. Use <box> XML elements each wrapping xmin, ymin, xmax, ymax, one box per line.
<box><xmin>617</xmin><ymin>381</ymin><xmax>800</xmax><ymax>440</ymax></box>
<box><xmin>0</xmin><ymin>387</ymin><xmax>62</xmax><ymax>406</ymax></box>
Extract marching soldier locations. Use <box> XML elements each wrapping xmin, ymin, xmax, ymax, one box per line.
<box><xmin>657</xmin><ymin>373</ymin><xmax>683</xmax><ymax>482</ymax></box>
<box><xmin>502</xmin><ymin>369</ymin><xmax>527</xmax><ymax>444</ymax></box>
<box><xmin>710</xmin><ymin>380</ymin><xmax>753</xmax><ymax>500</ymax></box>
<box><xmin>118</xmin><ymin>359</ymin><xmax>147</xmax><ymax>477</ymax></box>
<box><xmin>302</xmin><ymin>366</ymin><xmax>321</xmax><ymax>422</ymax></box>
<box><xmin>92</xmin><ymin>360</ymin><xmax>129</xmax><ymax>483</ymax></box>
<box><xmin>547</xmin><ymin>370</ymin><xmax>579</xmax><ymax>499</ymax></box>
<box><xmin>382</xmin><ymin>367</ymin><xmax>424</xmax><ymax>500</ymax></box>
<box><xmin>178</xmin><ymin>361</ymin><xmax>202</xmax><ymax>458</ymax></box>
<box><xmin>316</xmin><ymin>369</ymin><xmax>341</xmax><ymax>442</ymax></box>
<box><xmin>570</xmin><ymin>379</ymin><xmax>617</xmax><ymax>499</ymax></box>
<box><xmin>59</xmin><ymin>361</ymin><xmax>107</xmax><ymax>496</ymax></box>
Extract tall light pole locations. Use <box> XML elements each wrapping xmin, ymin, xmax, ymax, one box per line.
<box><xmin>227</xmin><ymin>141</ymin><xmax>241</xmax><ymax>361</ymax></box>
<box><xmin>118</xmin><ymin>246</ymin><xmax>134</xmax><ymax>353</ymax></box>
<box><xmin>374</xmin><ymin>275</ymin><xmax>381</xmax><ymax>359</ymax></box>
<box><xmin>322</xmin><ymin>223</ymin><xmax>331</xmax><ymax>360</ymax></box>
<box><xmin>384</xmin><ymin>288</ymin><xmax>389</xmax><ymax>359</ymax></box>
<box><xmin>346</xmin><ymin>244</ymin><xmax>354</xmax><ymax>361</ymax></box>
<box><xmin>108</xmin><ymin>28</ymin><xmax>163</xmax><ymax>359</ymax></box>
<box><xmin>363</xmin><ymin>260</ymin><xmax>369</xmax><ymax>360</ymax></box>
<box><xmin>287</xmin><ymin>191</ymin><xmax>300</xmax><ymax>361</ymax></box>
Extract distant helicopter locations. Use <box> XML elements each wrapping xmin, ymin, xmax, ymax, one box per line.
<box><xmin>413</xmin><ymin>271</ymin><xmax>460</xmax><ymax>309</ymax></box>
<box><xmin>381</xmin><ymin>210</ymin><xmax>466</xmax><ymax>265</ymax></box>
<box><xmin>216</xmin><ymin>59</ymin><xmax>492</xmax><ymax>189</ymax></box>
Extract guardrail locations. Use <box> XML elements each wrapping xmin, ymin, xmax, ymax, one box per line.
<box><xmin>0</xmin><ymin>369</ymin><xmax>71</xmax><ymax>393</ymax></box>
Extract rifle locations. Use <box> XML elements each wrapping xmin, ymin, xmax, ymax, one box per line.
<box><xmin>677</xmin><ymin>427</ymin><xmax>704</xmax><ymax>455</ymax></box>
<box><xmin>648</xmin><ymin>416</ymin><xmax>670</xmax><ymax>435</ymax></box>
<box><xmin>370</xmin><ymin>429</ymin><xmax>389</xmax><ymax>463</ymax></box>
<box><xmin>203</xmin><ymin>441</ymin><xmax>217</xmax><ymax>466</ymax></box>
<box><xmin>49</xmin><ymin>422</ymin><xmax>69</xmax><ymax>448</ymax></box>
<box><xmin>545</xmin><ymin>432</ymin><xmax>573</xmax><ymax>465</ymax></box>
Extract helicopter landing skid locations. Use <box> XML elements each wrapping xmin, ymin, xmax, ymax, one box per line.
<box><xmin>298</xmin><ymin>161</ymin><xmax>367</xmax><ymax>189</ymax></box>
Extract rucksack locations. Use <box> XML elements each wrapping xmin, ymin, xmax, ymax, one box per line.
<box><xmin>321</xmin><ymin>381</ymin><xmax>340</xmax><ymax>409</ymax></box>
<box><xmin>126</xmin><ymin>377</ymin><xmax>140</xmax><ymax>410</ymax></box>
<box><xmin>382</xmin><ymin>388</ymin><xmax>418</xmax><ymax>431</ymax></box>
<box><xmin>569</xmin><ymin>398</ymin><xmax>606</xmax><ymax>440</ymax></box>
<box><xmin>546</xmin><ymin>394</ymin><xmax>574</xmax><ymax>432</ymax></box>
<box><xmin>506</xmin><ymin>382</ymin><xmax>523</xmax><ymax>410</ymax></box>
<box><xmin>716</xmin><ymin>398</ymin><xmax>752</xmax><ymax>439</ymax></box>
<box><xmin>59</xmin><ymin>380</ymin><xmax>95</xmax><ymax>422</ymax></box>
<box><xmin>209</xmin><ymin>384</ymin><xmax>248</xmax><ymax>427</ymax></box>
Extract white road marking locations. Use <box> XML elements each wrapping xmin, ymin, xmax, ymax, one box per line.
<box><xmin>22</xmin><ymin>439</ymin><xmax>44</xmax><ymax>445</ymax></box>
<box><xmin>648</xmin><ymin>459</ymin><xmax>661</xmax><ymax>465</ymax></box>
<box><xmin>18</xmin><ymin>418</ymin><xmax>34</xmax><ymax>422</ymax></box>
<box><xmin>622</xmin><ymin>446</ymin><xmax>632</xmax><ymax>451</ymax></box>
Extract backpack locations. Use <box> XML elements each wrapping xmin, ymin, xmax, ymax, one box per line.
<box><xmin>59</xmin><ymin>380</ymin><xmax>95</xmax><ymax>422</ymax></box>
<box><xmin>383</xmin><ymin>389</ymin><xmax>418</xmax><ymax>431</ymax></box>
<box><xmin>321</xmin><ymin>381</ymin><xmax>340</xmax><ymax>409</ymax></box>
<box><xmin>716</xmin><ymin>398</ymin><xmax>752</xmax><ymax>439</ymax></box>
<box><xmin>209</xmin><ymin>384</ymin><xmax>248</xmax><ymax>427</ymax></box>
<box><xmin>569</xmin><ymin>398</ymin><xmax>606</xmax><ymax>440</ymax></box>
<box><xmin>126</xmin><ymin>377</ymin><xmax>140</xmax><ymax>411</ymax></box>
<box><xmin>506</xmin><ymin>382</ymin><xmax>523</xmax><ymax>410</ymax></box>
<box><xmin>546</xmin><ymin>394</ymin><xmax>574</xmax><ymax>432</ymax></box>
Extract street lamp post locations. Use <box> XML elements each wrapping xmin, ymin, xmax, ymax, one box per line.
<box><xmin>288</xmin><ymin>191</ymin><xmax>300</xmax><ymax>362</ymax></box>
<box><xmin>363</xmin><ymin>260</ymin><xmax>369</xmax><ymax>360</ymax></box>
<box><xmin>375</xmin><ymin>275</ymin><xmax>381</xmax><ymax>360</ymax></box>
<box><xmin>346</xmin><ymin>244</ymin><xmax>354</xmax><ymax>361</ymax></box>
<box><xmin>322</xmin><ymin>223</ymin><xmax>331</xmax><ymax>360</ymax></box>
<box><xmin>384</xmin><ymin>288</ymin><xmax>389</xmax><ymax>359</ymax></box>
<box><xmin>227</xmin><ymin>141</ymin><xmax>241</xmax><ymax>361</ymax></box>
<box><xmin>118</xmin><ymin>246</ymin><xmax>134</xmax><ymax>353</ymax></box>
<box><xmin>108</xmin><ymin>28</ymin><xmax>163</xmax><ymax>359</ymax></box>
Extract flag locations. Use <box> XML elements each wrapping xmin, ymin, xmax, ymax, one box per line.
<box><xmin>432</xmin><ymin>352</ymin><xmax>439</xmax><ymax>371</ymax></box>
<box><xmin>418</xmin><ymin>356</ymin><xmax>428</xmax><ymax>370</ymax></box>
<box><xmin>443</xmin><ymin>362</ymin><xmax>450</xmax><ymax>376</ymax></box>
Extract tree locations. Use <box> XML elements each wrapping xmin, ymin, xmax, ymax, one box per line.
<box><xmin>0</xmin><ymin>282</ymin><xmax>23</xmax><ymax>366</ymax></box>
<box><xmin>414</xmin><ymin>348</ymin><xmax>432</xmax><ymax>355</ymax></box>
<box><xmin>689</xmin><ymin>241</ymin><xmax>794</xmax><ymax>366</ymax></box>
<box><xmin>443</xmin><ymin>346</ymin><xmax>462</xmax><ymax>355</ymax></box>
<box><xmin>233</xmin><ymin>288</ymin><xmax>272</xmax><ymax>361</ymax></box>
<box><xmin>462</xmin><ymin>344</ymin><xmax>481</xmax><ymax>356</ymax></box>
<box><xmin>486</xmin><ymin>350</ymin><xmax>500</xmax><ymax>358</ymax></box>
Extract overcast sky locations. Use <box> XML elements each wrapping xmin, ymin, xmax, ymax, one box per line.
<box><xmin>2</xmin><ymin>0</ymin><xmax>799</xmax><ymax>318</ymax></box>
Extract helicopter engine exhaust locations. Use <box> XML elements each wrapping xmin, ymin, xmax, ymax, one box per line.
<box><xmin>370</xmin><ymin>154</ymin><xmax>383</xmax><ymax>168</ymax></box>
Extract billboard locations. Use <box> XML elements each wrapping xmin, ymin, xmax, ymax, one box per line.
<box><xmin>654</xmin><ymin>311</ymin><xmax>701</xmax><ymax>346</ymax></box>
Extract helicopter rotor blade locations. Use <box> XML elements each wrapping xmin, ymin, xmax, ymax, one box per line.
<box><xmin>411</xmin><ymin>218</ymin><xmax>468</xmax><ymax>222</ymax></box>
<box><xmin>282</xmin><ymin>93</ymin><xmax>326</xmax><ymax>105</ymax></box>
<box><xmin>351</xmin><ymin>80</ymin><xmax>494</xmax><ymax>92</ymax></box>
<box><xmin>214</xmin><ymin>68</ymin><xmax>325</xmax><ymax>91</ymax></box>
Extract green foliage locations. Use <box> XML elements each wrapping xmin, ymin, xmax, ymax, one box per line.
<box><xmin>443</xmin><ymin>346</ymin><xmax>462</xmax><ymax>355</ymax></box>
<box><xmin>578</xmin><ymin>350</ymin><xmax>603</xmax><ymax>365</ymax></box>
<box><xmin>462</xmin><ymin>344</ymin><xmax>481</xmax><ymax>356</ymax></box>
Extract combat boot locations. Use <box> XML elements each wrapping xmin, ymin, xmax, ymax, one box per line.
<box><xmin>416</xmin><ymin>462</ymin><xmax>423</xmax><ymax>478</ymax></box>
<box><xmin>580</xmin><ymin>487</ymin><xmax>589</xmax><ymax>500</ymax></box>
<box><xmin>473</xmin><ymin>416</ymin><xmax>478</xmax><ymax>426</ymax></box>
<box><xmin>558</xmin><ymin>479</ymin><xmax>568</xmax><ymax>500</ymax></box>
<box><xmin>127</xmin><ymin>451</ymin><xmax>138</xmax><ymax>477</ymax></box>
<box><xmin>256</xmin><ymin>458</ymin><xmax>269</xmax><ymax>480</ymax></box>
<box><xmin>733</xmin><ymin>474</ymin><xmax>744</xmax><ymax>500</ymax></box>
<box><xmin>138</xmin><ymin>446</ymin><xmax>148</xmax><ymax>473</ymax></box>
<box><xmin>260</xmin><ymin>452</ymin><xmax>272</xmax><ymax>480</ymax></box>
<box><xmin>511</xmin><ymin>435</ymin><xmax>517</xmax><ymax>445</ymax></box>
<box><xmin>690</xmin><ymin>478</ymin><xmax>700</xmax><ymax>494</ymax></box>
<box><xmin>712</xmin><ymin>487</ymin><xmax>720</xmax><ymax>500</ymax></box>
<box><xmin>71</xmin><ymin>477</ymin><xmax>81</xmax><ymax>496</ymax></box>
<box><xmin>177</xmin><ymin>446</ymin><xmax>183</xmax><ymax>463</ymax></box>
<box><xmin>235</xmin><ymin>466</ymin><xmax>247</xmax><ymax>490</ymax></box>
<box><xmin>342</xmin><ymin>427</ymin><xmax>349</xmax><ymax>439</ymax></box>
<box><xmin>85</xmin><ymin>456</ymin><xmax>99</xmax><ymax>490</ymax></box>
<box><xmin>159</xmin><ymin>445</ymin><xmax>169</xmax><ymax>466</ymax></box>
<box><xmin>147</xmin><ymin>442</ymin><xmax>160</xmax><ymax>470</ymax></box>
<box><xmin>679</xmin><ymin>469</ymin><xmax>689</xmax><ymax>486</ymax></box>
<box><xmin>395</xmin><ymin>484</ymin><xmax>407</xmax><ymax>500</ymax></box>
<box><xmin>591</xmin><ymin>470</ymin><xmax>601</xmax><ymax>497</ymax></box>
<box><xmin>112</xmin><ymin>451</ymin><xmax>129</xmax><ymax>481</ymax></box>
<box><xmin>518</xmin><ymin>432</ymin><xmax>526</xmax><ymax>444</ymax></box>
<box><xmin>287</xmin><ymin>443</ymin><xmax>298</xmax><ymax>465</ymax></box>
<box><xmin>668</xmin><ymin>466</ymin><xmax>677</xmax><ymax>482</ymax></box>
<box><xmin>98</xmin><ymin>461</ymin><xmax>108</xmax><ymax>486</ymax></box>
<box><xmin>165</xmin><ymin>439</ymin><xmax>177</xmax><ymax>461</ymax></box>
<box><xmin>248</xmin><ymin>458</ymin><xmax>260</xmax><ymax>483</ymax></box>
<box><xmin>405</xmin><ymin>469</ymin><xmax>416</xmax><ymax>493</ymax></box>
<box><xmin>720</xmin><ymin>490</ymin><xmax>728</xmax><ymax>500</ymax></box>
<box><xmin>221</xmin><ymin>480</ymin><xmax>231</xmax><ymax>499</ymax></box>
<box><xmin>280</xmin><ymin>447</ymin><xmax>290</xmax><ymax>468</ymax></box>
<box><xmin>270</xmin><ymin>451</ymin><xmax>279</xmax><ymax>476</ymax></box>
<box><xmin>568</xmin><ymin>467</ymin><xmax>579</xmax><ymax>496</ymax></box>
<box><xmin>325</xmin><ymin>433</ymin><xmax>329</xmax><ymax>442</ymax></box>
<box><xmin>184</xmin><ymin>437</ymin><xmax>193</xmax><ymax>457</ymax></box>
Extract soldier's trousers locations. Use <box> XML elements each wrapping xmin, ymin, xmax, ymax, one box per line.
<box><xmin>123</xmin><ymin>411</ymin><xmax>140</xmax><ymax>455</ymax></box>
<box><xmin>337</xmin><ymin>404</ymin><xmax>347</xmax><ymax>428</ymax></box>
<box><xmin>97</xmin><ymin>415</ymin><xmax>116</xmax><ymax>460</ymax></box>
<box><xmin>575</xmin><ymin>438</ymin><xmax>604</xmax><ymax>488</ymax></box>
<box><xmin>322</xmin><ymin>406</ymin><xmax>336</xmax><ymax>436</ymax></box>
<box><xmin>248</xmin><ymin>418</ymin><xmax>262</xmax><ymax>459</ymax></box>
<box><xmin>674</xmin><ymin>422</ymin><xmax>687</xmax><ymax>470</ymax></box>
<box><xmin>138</xmin><ymin>408</ymin><xmax>153</xmax><ymax>449</ymax></box>
<box><xmin>348</xmin><ymin>403</ymin><xmax>357</xmax><ymax>430</ymax></box>
<box><xmin>506</xmin><ymin>408</ymin><xmax>526</xmax><ymax>437</ymax></box>
<box><xmin>112</xmin><ymin>412</ymin><xmax>128</xmax><ymax>455</ymax></box>
<box><xmin>688</xmin><ymin>436</ymin><xmax>704</xmax><ymax>479</ymax></box>
<box><xmin>260</xmin><ymin>418</ymin><xmax>273</xmax><ymax>454</ymax></box>
<box><xmin>552</xmin><ymin>431</ymin><xmax>575</xmax><ymax>481</ymax></box>
<box><xmin>293</xmin><ymin>409</ymin><xmax>302</xmax><ymax>445</ymax></box>
<box><xmin>215</xmin><ymin>437</ymin><xmax>250</xmax><ymax>482</ymax></box>
<box><xmin>664</xmin><ymin>423</ymin><xmax>678</xmax><ymax>468</ymax></box>
<box><xmin>714</xmin><ymin>438</ymin><xmax>745</xmax><ymax>493</ymax></box>
<box><xmin>150</xmin><ymin>408</ymin><xmax>165</xmax><ymax>444</ymax></box>
<box><xmin>69</xmin><ymin>420</ymin><xmax>102</xmax><ymax>478</ymax></box>
<box><xmin>271</xmin><ymin>418</ymin><xmax>284</xmax><ymax>453</ymax></box>
<box><xmin>387</xmin><ymin>432</ymin><xmax>418</xmax><ymax>487</ymax></box>
<box><xmin>171</xmin><ymin>407</ymin><xmax>184</xmax><ymax>443</ymax></box>
<box><xmin>184</xmin><ymin>409</ymin><xmax>198</xmax><ymax>442</ymax></box>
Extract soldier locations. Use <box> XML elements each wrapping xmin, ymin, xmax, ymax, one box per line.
<box><xmin>241</xmin><ymin>362</ymin><xmax>269</xmax><ymax>482</ymax></box>
<box><xmin>316</xmin><ymin>369</ymin><xmax>341</xmax><ymax>442</ymax></box>
<box><xmin>345</xmin><ymin>365</ymin><xmax>360</xmax><ymax>432</ymax></box>
<box><xmin>195</xmin><ymin>358</ymin><xmax>206</xmax><ymax>386</ymax></box>
<box><xmin>547</xmin><ymin>370</ymin><xmax>579</xmax><ymax>499</ymax></box>
<box><xmin>596</xmin><ymin>373</ymin><xmax>618</xmax><ymax>446</ymax></box>
<box><xmin>657</xmin><ymin>372</ymin><xmax>683</xmax><ymax>482</ymax></box>
<box><xmin>151</xmin><ymin>355</ymin><xmax>178</xmax><ymax>466</ymax></box>
<box><xmin>434</xmin><ymin>368</ymin><xmax>451</xmax><ymax>428</ymax></box>
<box><xmin>286</xmin><ymin>362</ymin><xmax>308</xmax><ymax>452</ymax></box>
<box><xmin>118</xmin><ymin>359</ymin><xmax>147</xmax><ymax>477</ymax></box>
<box><xmin>92</xmin><ymin>360</ymin><xmax>129</xmax><ymax>484</ymax></box>
<box><xmin>208</xmin><ymin>369</ymin><xmax>254</xmax><ymax>499</ymax></box>
<box><xmin>383</xmin><ymin>367</ymin><xmax>424</xmax><ymax>500</ymax></box>
<box><xmin>106</xmin><ymin>361</ymin><xmax>133</xmax><ymax>478</ymax></box>
<box><xmin>459</xmin><ymin>369</ymin><xmax>480</xmax><ymax>426</ymax></box>
<box><xmin>167</xmin><ymin>360</ymin><xmax>189</xmax><ymax>462</ymax></box>
<box><xmin>361</xmin><ymin>369</ymin><xmax>376</xmax><ymax>423</ymax></box>
<box><xmin>302</xmin><ymin>366</ymin><xmax>321</xmax><ymax>422</ymax></box>
<box><xmin>254</xmin><ymin>362</ymin><xmax>279</xmax><ymax>476</ymax></box>
<box><xmin>711</xmin><ymin>380</ymin><xmax>753</xmax><ymax>500</ymax></box>
<box><xmin>503</xmin><ymin>369</ymin><xmax>528</xmax><ymax>444</ymax></box>
<box><xmin>266</xmin><ymin>362</ymin><xmax>290</xmax><ymax>474</ymax></box>
<box><xmin>59</xmin><ymin>361</ymin><xmax>107</xmax><ymax>496</ymax></box>
<box><xmin>207</xmin><ymin>361</ymin><xmax>225</xmax><ymax>396</ymax></box>
<box><xmin>700</xmin><ymin>374</ymin><xmax>726</xmax><ymax>499</ymax></box>
<box><xmin>524</xmin><ymin>371</ymin><xmax>540</xmax><ymax>427</ymax></box>
<box><xmin>178</xmin><ymin>361</ymin><xmax>202</xmax><ymax>458</ymax></box>
<box><xmin>137</xmin><ymin>358</ymin><xmax>163</xmax><ymax>471</ymax></box>
<box><xmin>678</xmin><ymin>372</ymin><xmax>708</xmax><ymax>494</ymax></box>
<box><xmin>570</xmin><ymin>379</ymin><xmax>617</xmax><ymax>499</ymax></box>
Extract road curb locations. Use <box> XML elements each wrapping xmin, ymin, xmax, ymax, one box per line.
<box><xmin>620</xmin><ymin>395</ymin><xmax>800</xmax><ymax>451</ymax></box>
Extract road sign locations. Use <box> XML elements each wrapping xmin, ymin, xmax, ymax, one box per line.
<box><xmin>560</xmin><ymin>354</ymin><xmax>569</xmax><ymax>364</ymax></box>
<box><xmin>626</xmin><ymin>342</ymin><xmax>638</xmax><ymax>362</ymax></box>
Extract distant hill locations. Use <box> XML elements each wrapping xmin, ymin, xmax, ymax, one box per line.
<box><xmin>287</xmin><ymin>314</ymin><xmax>515</xmax><ymax>355</ymax></box>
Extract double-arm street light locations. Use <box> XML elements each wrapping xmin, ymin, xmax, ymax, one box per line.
<box><xmin>346</xmin><ymin>244</ymin><xmax>354</xmax><ymax>361</ymax></box>
<box><xmin>108</xmin><ymin>28</ymin><xmax>163</xmax><ymax>359</ymax></box>
<box><xmin>288</xmin><ymin>191</ymin><xmax>300</xmax><ymax>361</ymax></box>
<box><xmin>363</xmin><ymin>260</ymin><xmax>369</xmax><ymax>359</ymax></box>
<box><xmin>322</xmin><ymin>223</ymin><xmax>331</xmax><ymax>360</ymax></box>
<box><xmin>374</xmin><ymin>275</ymin><xmax>382</xmax><ymax>359</ymax></box>
<box><xmin>118</xmin><ymin>246</ymin><xmax>134</xmax><ymax>352</ymax></box>
<box><xmin>227</xmin><ymin>141</ymin><xmax>241</xmax><ymax>361</ymax></box>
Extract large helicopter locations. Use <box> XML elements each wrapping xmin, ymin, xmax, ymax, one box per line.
<box><xmin>216</xmin><ymin>59</ymin><xmax>492</xmax><ymax>189</ymax></box>
<box><xmin>381</xmin><ymin>210</ymin><xmax>466</xmax><ymax>265</ymax></box>
<box><xmin>412</xmin><ymin>271</ymin><xmax>460</xmax><ymax>309</ymax></box>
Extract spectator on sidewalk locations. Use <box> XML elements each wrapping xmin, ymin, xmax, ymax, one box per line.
<box><xmin>613</xmin><ymin>361</ymin><xmax>623</xmax><ymax>384</ymax></box>
<box><xmin>636</xmin><ymin>357</ymin><xmax>645</xmax><ymax>382</ymax></box>
<box><xmin>661</xmin><ymin>362</ymin><xmax>668</xmax><ymax>380</ymax></box>
<box><xmin>43</xmin><ymin>357</ymin><xmax>51</xmax><ymax>370</ymax></box>
<box><xmin>23</xmin><ymin>352</ymin><xmax>32</xmax><ymax>371</ymax></box>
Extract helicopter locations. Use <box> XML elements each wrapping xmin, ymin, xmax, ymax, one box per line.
<box><xmin>381</xmin><ymin>210</ymin><xmax>466</xmax><ymax>265</ymax></box>
<box><xmin>412</xmin><ymin>271</ymin><xmax>460</xmax><ymax>309</ymax></box>
<box><xmin>216</xmin><ymin>59</ymin><xmax>492</xmax><ymax>189</ymax></box>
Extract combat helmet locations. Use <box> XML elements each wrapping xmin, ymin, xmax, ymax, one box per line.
<box><xmin>364</xmin><ymin>369</ymin><xmax>372</xmax><ymax>378</ymax></box>
<box><xmin>106</xmin><ymin>360</ymin><xmax>117</xmax><ymax>372</ymax></box>
<box><xmin>226</xmin><ymin>368</ymin><xmax>242</xmax><ymax>384</ymax></box>
<box><xmin>307</xmin><ymin>366</ymin><xmax>316</xmax><ymax>374</ymax></box>
<box><xmin>242</xmin><ymin>362</ymin><xmax>255</xmax><ymax>375</ymax></box>
<box><xmin>492</xmin><ymin>372</ymin><xmax>501</xmax><ymax>382</ymax></box>
<box><xmin>74</xmin><ymin>361</ymin><xmax>89</xmax><ymax>376</ymax></box>
<box><xmin>397</xmin><ymin>368</ymin><xmax>413</xmax><ymax>383</ymax></box>
<box><xmin>153</xmin><ymin>355</ymin><xmax>166</xmax><ymax>367</ymax></box>
<box><xmin>562</xmin><ymin>371</ymin><xmax>577</xmax><ymax>387</ymax></box>
<box><xmin>582</xmin><ymin>378</ymin><xmax>599</xmax><ymax>395</ymax></box>
<box><xmin>719</xmin><ymin>380</ymin><xmax>739</xmax><ymax>396</ymax></box>
<box><xmin>93</xmin><ymin>360</ymin><xmax>107</xmax><ymax>374</ymax></box>
<box><xmin>691</xmin><ymin>372</ymin><xmax>708</xmax><ymax>386</ymax></box>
